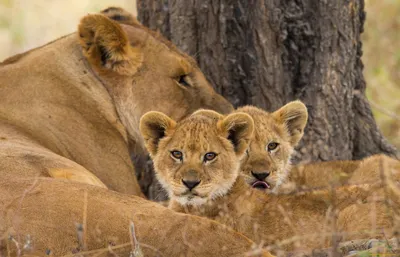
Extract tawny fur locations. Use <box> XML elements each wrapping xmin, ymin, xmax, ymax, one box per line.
<box><xmin>287</xmin><ymin>154</ymin><xmax>400</xmax><ymax>192</ymax></box>
<box><xmin>141</xmin><ymin>105</ymin><xmax>399</xmax><ymax>254</ymax></box>
<box><xmin>0</xmin><ymin>8</ymin><xmax>268</xmax><ymax>257</ymax></box>
<box><xmin>1</xmin><ymin>177</ymin><xmax>273</xmax><ymax>257</ymax></box>
<box><xmin>0</xmin><ymin>8</ymin><xmax>232</xmax><ymax>191</ymax></box>
<box><xmin>237</xmin><ymin>104</ymin><xmax>400</xmax><ymax>196</ymax></box>
<box><xmin>237</xmin><ymin>102</ymin><xmax>308</xmax><ymax>193</ymax></box>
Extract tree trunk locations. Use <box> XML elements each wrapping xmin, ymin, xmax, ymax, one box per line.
<box><xmin>136</xmin><ymin>0</ymin><xmax>398</xmax><ymax>199</ymax></box>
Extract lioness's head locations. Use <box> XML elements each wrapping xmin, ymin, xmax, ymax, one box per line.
<box><xmin>139</xmin><ymin>110</ymin><xmax>254</xmax><ymax>206</ymax></box>
<box><xmin>238</xmin><ymin>101</ymin><xmax>308</xmax><ymax>192</ymax></box>
<box><xmin>78</xmin><ymin>8</ymin><xmax>233</xmax><ymax>148</ymax></box>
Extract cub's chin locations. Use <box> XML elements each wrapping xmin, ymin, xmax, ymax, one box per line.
<box><xmin>174</xmin><ymin>195</ymin><xmax>208</xmax><ymax>206</ymax></box>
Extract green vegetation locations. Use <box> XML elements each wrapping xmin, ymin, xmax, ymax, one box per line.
<box><xmin>363</xmin><ymin>0</ymin><xmax>400</xmax><ymax>149</ymax></box>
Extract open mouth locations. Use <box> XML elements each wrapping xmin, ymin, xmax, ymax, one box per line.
<box><xmin>252</xmin><ymin>180</ymin><xmax>270</xmax><ymax>189</ymax></box>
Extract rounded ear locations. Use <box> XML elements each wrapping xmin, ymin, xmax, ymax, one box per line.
<box><xmin>217</xmin><ymin>113</ymin><xmax>254</xmax><ymax>157</ymax></box>
<box><xmin>100</xmin><ymin>7</ymin><xmax>140</xmax><ymax>26</ymax></box>
<box><xmin>272</xmin><ymin>100</ymin><xmax>308</xmax><ymax>146</ymax></box>
<box><xmin>139</xmin><ymin>112</ymin><xmax>176</xmax><ymax>157</ymax></box>
<box><xmin>78</xmin><ymin>14</ymin><xmax>143</xmax><ymax>75</ymax></box>
<box><xmin>191</xmin><ymin>109</ymin><xmax>224</xmax><ymax>121</ymax></box>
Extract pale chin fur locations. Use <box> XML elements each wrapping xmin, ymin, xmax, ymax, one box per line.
<box><xmin>210</xmin><ymin>167</ymin><xmax>239</xmax><ymax>200</ymax></box>
<box><xmin>273</xmin><ymin>154</ymin><xmax>293</xmax><ymax>194</ymax></box>
<box><xmin>175</xmin><ymin>195</ymin><xmax>207</xmax><ymax>206</ymax></box>
<box><xmin>210</xmin><ymin>185</ymin><xmax>231</xmax><ymax>200</ymax></box>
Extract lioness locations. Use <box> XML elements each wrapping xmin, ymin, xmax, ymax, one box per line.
<box><xmin>1</xmin><ymin>8</ymin><xmax>276</xmax><ymax>257</ymax></box>
<box><xmin>238</xmin><ymin>104</ymin><xmax>400</xmax><ymax>194</ymax></box>
<box><xmin>0</xmin><ymin>8</ymin><xmax>232</xmax><ymax>195</ymax></box>
<box><xmin>140</xmin><ymin>107</ymin><xmax>396</xmax><ymax>253</ymax></box>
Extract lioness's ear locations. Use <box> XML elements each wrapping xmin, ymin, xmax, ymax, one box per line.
<box><xmin>273</xmin><ymin>100</ymin><xmax>308</xmax><ymax>146</ymax></box>
<box><xmin>100</xmin><ymin>7</ymin><xmax>140</xmax><ymax>26</ymax></box>
<box><xmin>217</xmin><ymin>113</ymin><xmax>254</xmax><ymax>157</ymax></box>
<box><xmin>78</xmin><ymin>14</ymin><xmax>142</xmax><ymax>75</ymax></box>
<box><xmin>139</xmin><ymin>112</ymin><xmax>176</xmax><ymax>156</ymax></box>
<box><xmin>191</xmin><ymin>109</ymin><xmax>224</xmax><ymax>121</ymax></box>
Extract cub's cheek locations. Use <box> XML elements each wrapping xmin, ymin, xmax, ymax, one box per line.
<box><xmin>268</xmin><ymin>173</ymin><xmax>279</xmax><ymax>182</ymax></box>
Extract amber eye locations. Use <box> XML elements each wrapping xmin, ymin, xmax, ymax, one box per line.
<box><xmin>204</xmin><ymin>152</ymin><xmax>217</xmax><ymax>162</ymax></box>
<box><xmin>267</xmin><ymin>142</ymin><xmax>279</xmax><ymax>152</ymax></box>
<box><xmin>177</xmin><ymin>75</ymin><xmax>190</xmax><ymax>87</ymax></box>
<box><xmin>171</xmin><ymin>150</ymin><xmax>183</xmax><ymax>160</ymax></box>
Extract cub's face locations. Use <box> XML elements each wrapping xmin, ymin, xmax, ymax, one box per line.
<box><xmin>140</xmin><ymin>111</ymin><xmax>254</xmax><ymax>206</ymax></box>
<box><xmin>238</xmin><ymin>101</ymin><xmax>308</xmax><ymax>193</ymax></box>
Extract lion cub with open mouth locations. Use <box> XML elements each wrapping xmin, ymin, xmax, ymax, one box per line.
<box><xmin>139</xmin><ymin>105</ymin><xmax>396</xmax><ymax>252</ymax></box>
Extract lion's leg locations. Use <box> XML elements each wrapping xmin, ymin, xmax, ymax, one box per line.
<box><xmin>0</xmin><ymin>177</ymin><xmax>273</xmax><ymax>257</ymax></box>
<box><xmin>0</xmin><ymin>133</ymin><xmax>108</xmax><ymax>189</ymax></box>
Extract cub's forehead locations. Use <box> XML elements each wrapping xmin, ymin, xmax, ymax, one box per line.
<box><xmin>178</xmin><ymin>114</ymin><xmax>219</xmax><ymax>129</ymax></box>
<box><xmin>168</xmin><ymin>116</ymin><xmax>220</xmax><ymax>150</ymax></box>
<box><xmin>236</xmin><ymin>107</ymin><xmax>286</xmax><ymax>141</ymax></box>
<box><xmin>253</xmin><ymin>115</ymin><xmax>283</xmax><ymax>137</ymax></box>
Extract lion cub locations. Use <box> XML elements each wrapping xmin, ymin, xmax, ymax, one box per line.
<box><xmin>237</xmin><ymin>103</ymin><xmax>400</xmax><ymax>194</ymax></box>
<box><xmin>139</xmin><ymin>107</ymin><xmax>396</xmax><ymax>252</ymax></box>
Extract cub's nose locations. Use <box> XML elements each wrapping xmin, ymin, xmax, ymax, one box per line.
<box><xmin>182</xmin><ymin>179</ymin><xmax>201</xmax><ymax>190</ymax></box>
<box><xmin>251</xmin><ymin>171</ymin><xmax>270</xmax><ymax>181</ymax></box>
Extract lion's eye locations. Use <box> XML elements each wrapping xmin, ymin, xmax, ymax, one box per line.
<box><xmin>171</xmin><ymin>150</ymin><xmax>183</xmax><ymax>160</ymax></box>
<box><xmin>177</xmin><ymin>75</ymin><xmax>190</xmax><ymax>87</ymax></box>
<box><xmin>204</xmin><ymin>152</ymin><xmax>217</xmax><ymax>162</ymax></box>
<box><xmin>267</xmin><ymin>142</ymin><xmax>279</xmax><ymax>152</ymax></box>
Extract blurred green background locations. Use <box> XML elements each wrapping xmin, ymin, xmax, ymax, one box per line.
<box><xmin>363</xmin><ymin>0</ymin><xmax>400</xmax><ymax>149</ymax></box>
<box><xmin>0</xmin><ymin>0</ymin><xmax>398</xmax><ymax>149</ymax></box>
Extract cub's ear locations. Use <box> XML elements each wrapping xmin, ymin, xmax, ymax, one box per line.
<box><xmin>217</xmin><ymin>113</ymin><xmax>254</xmax><ymax>157</ymax></box>
<box><xmin>78</xmin><ymin>14</ymin><xmax>142</xmax><ymax>75</ymax></box>
<box><xmin>273</xmin><ymin>100</ymin><xmax>308</xmax><ymax>146</ymax></box>
<box><xmin>191</xmin><ymin>109</ymin><xmax>224</xmax><ymax>121</ymax></box>
<box><xmin>139</xmin><ymin>112</ymin><xmax>176</xmax><ymax>157</ymax></box>
<box><xmin>100</xmin><ymin>7</ymin><xmax>140</xmax><ymax>26</ymax></box>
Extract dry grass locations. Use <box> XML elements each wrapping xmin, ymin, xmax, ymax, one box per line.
<box><xmin>0</xmin><ymin>1</ymin><xmax>399</xmax><ymax>256</ymax></box>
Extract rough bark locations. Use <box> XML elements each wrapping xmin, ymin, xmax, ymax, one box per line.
<box><xmin>136</xmin><ymin>0</ymin><xmax>398</xmax><ymax>199</ymax></box>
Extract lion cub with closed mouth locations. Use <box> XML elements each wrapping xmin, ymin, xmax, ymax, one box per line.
<box><xmin>139</xmin><ymin>105</ymin><xmax>395</xmax><ymax>252</ymax></box>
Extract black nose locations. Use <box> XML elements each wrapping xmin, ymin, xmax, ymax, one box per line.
<box><xmin>182</xmin><ymin>179</ymin><xmax>201</xmax><ymax>190</ymax></box>
<box><xmin>251</xmin><ymin>171</ymin><xmax>270</xmax><ymax>181</ymax></box>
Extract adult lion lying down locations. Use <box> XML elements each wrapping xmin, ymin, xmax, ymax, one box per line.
<box><xmin>0</xmin><ymin>7</ymin><xmax>275</xmax><ymax>257</ymax></box>
<box><xmin>140</xmin><ymin>105</ymin><xmax>399</xmax><ymax>254</ymax></box>
<box><xmin>0</xmin><ymin>7</ymin><xmax>231</xmax><ymax>194</ymax></box>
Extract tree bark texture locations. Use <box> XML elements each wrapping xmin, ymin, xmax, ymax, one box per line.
<box><xmin>136</xmin><ymin>0</ymin><xmax>398</xmax><ymax>199</ymax></box>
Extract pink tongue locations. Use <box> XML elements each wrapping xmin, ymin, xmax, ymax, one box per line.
<box><xmin>252</xmin><ymin>181</ymin><xmax>270</xmax><ymax>189</ymax></box>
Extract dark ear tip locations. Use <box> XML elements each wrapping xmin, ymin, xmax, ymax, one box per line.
<box><xmin>100</xmin><ymin>6</ymin><xmax>139</xmax><ymax>25</ymax></box>
<box><xmin>101</xmin><ymin>7</ymin><xmax>123</xmax><ymax>13</ymax></box>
